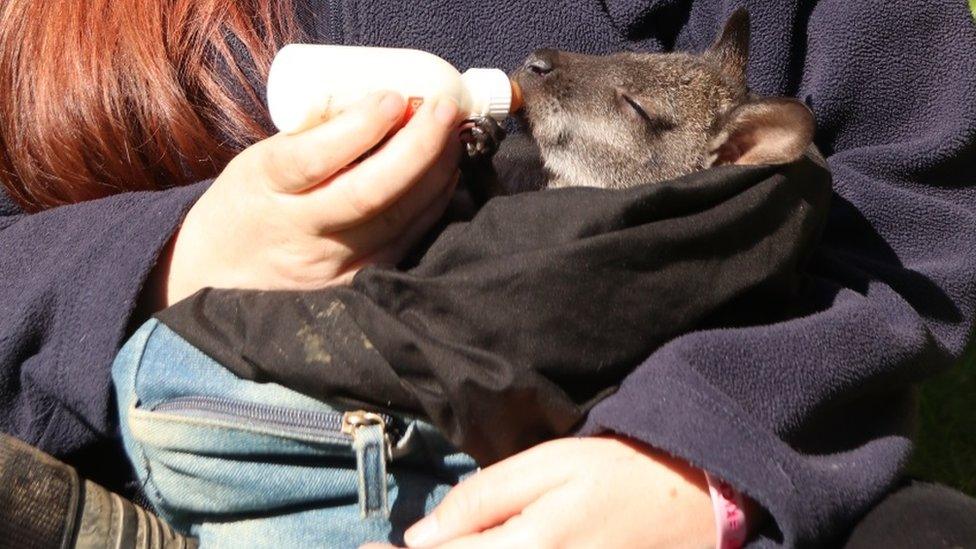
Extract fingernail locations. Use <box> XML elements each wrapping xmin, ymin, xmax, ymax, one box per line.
<box><xmin>404</xmin><ymin>516</ymin><xmax>439</xmax><ymax>547</ymax></box>
<box><xmin>433</xmin><ymin>97</ymin><xmax>458</xmax><ymax>126</ymax></box>
<box><xmin>380</xmin><ymin>93</ymin><xmax>405</xmax><ymax>119</ymax></box>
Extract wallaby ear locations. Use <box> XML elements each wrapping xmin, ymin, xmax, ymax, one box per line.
<box><xmin>708</xmin><ymin>98</ymin><xmax>816</xmax><ymax>167</ymax></box>
<box><xmin>706</xmin><ymin>8</ymin><xmax>750</xmax><ymax>88</ymax></box>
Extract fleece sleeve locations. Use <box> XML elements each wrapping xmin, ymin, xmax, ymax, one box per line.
<box><xmin>577</xmin><ymin>2</ymin><xmax>976</xmax><ymax>546</ymax></box>
<box><xmin>0</xmin><ymin>183</ymin><xmax>208</xmax><ymax>466</ymax></box>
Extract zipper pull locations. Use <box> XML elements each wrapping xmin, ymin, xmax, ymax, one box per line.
<box><xmin>342</xmin><ymin>410</ymin><xmax>390</xmax><ymax>518</ymax></box>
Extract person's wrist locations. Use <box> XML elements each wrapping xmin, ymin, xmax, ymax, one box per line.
<box><xmin>599</xmin><ymin>435</ymin><xmax>715</xmax><ymax>545</ymax></box>
<box><xmin>161</xmin><ymin>196</ymin><xmax>213</xmax><ymax>307</ymax></box>
<box><xmin>135</xmin><ymin>187</ymin><xmax>212</xmax><ymax>318</ymax></box>
<box><xmin>654</xmin><ymin>448</ymin><xmax>716</xmax><ymax>546</ymax></box>
<box><xmin>133</xmin><ymin>228</ymin><xmax>177</xmax><ymax>323</ymax></box>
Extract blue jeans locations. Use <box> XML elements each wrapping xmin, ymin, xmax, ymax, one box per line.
<box><xmin>112</xmin><ymin>319</ymin><xmax>478</xmax><ymax>548</ymax></box>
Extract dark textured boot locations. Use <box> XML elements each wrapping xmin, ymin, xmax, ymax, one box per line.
<box><xmin>0</xmin><ymin>433</ymin><xmax>197</xmax><ymax>549</ymax></box>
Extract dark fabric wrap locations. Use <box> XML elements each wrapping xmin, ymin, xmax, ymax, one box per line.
<box><xmin>157</xmin><ymin>153</ymin><xmax>832</xmax><ymax>464</ymax></box>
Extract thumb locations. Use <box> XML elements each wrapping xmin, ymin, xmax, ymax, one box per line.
<box><xmin>404</xmin><ymin>446</ymin><xmax>568</xmax><ymax>547</ymax></box>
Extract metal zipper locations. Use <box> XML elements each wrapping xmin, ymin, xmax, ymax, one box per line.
<box><xmin>153</xmin><ymin>396</ymin><xmax>399</xmax><ymax>444</ymax></box>
<box><xmin>341</xmin><ymin>410</ymin><xmax>387</xmax><ymax>438</ymax></box>
<box><xmin>152</xmin><ymin>396</ymin><xmax>396</xmax><ymax>518</ymax></box>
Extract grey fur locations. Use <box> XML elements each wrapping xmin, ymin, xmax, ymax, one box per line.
<box><xmin>512</xmin><ymin>8</ymin><xmax>815</xmax><ymax>190</ymax></box>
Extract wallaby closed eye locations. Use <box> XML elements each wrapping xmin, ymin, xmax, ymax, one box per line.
<box><xmin>618</xmin><ymin>91</ymin><xmax>649</xmax><ymax>121</ymax></box>
<box><xmin>616</xmin><ymin>89</ymin><xmax>677</xmax><ymax>132</ymax></box>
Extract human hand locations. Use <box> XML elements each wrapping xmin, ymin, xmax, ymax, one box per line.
<box><xmin>156</xmin><ymin>91</ymin><xmax>461</xmax><ymax>307</ymax></box>
<box><xmin>363</xmin><ymin>436</ymin><xmax>715</xmax><ymax>549</ymax></box>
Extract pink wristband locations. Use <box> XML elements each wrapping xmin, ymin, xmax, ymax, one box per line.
<box><xmin>705</xmin><ymin>472</ymin><xmax>748</xmax><ymax>549</ymax></box>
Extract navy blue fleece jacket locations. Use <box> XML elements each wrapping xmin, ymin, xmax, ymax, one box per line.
<box><xmin>1</xmin><ymin>0</ymin><xmax>974</xmax><ymax>545</ymax></box>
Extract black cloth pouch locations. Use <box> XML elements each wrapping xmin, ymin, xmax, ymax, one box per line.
<box><xmin>157</xmin><ymin>151</ymin><xmax>832</xmax><ymax>465</ymax></box>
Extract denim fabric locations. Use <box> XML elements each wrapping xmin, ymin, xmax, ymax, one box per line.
<box><xmin>112</xmin><ymin>319</ymin><xmax>478</xmax><ymax>548</ymax></box>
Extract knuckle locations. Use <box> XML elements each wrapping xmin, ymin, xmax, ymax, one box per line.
<box><xmin>261</xmin><ymin>142</ymin><xmax>300</xmax><ymax>184</ymax></box>
<box><xmin>405</xmin><ymin>132</ymin><xmax>442</xmax><ymax>161</ymax></box>
<box><xmin>340</xmin><ymin>180</ymin><xmax>384</xmax><ymax>219</ymax></box>
<box><xmin>298</xmin><ymin>154</ymin><xmax>330</xmax><ymax>185</ymax></box>
<box><xmin>439</xmin><ymin>489</ymin><xmax>480</xmax><ymax>524</ymax></box>
<box><xmin>343</xmin><ymin>105</ymin><xmax>393</xmax><ymax>141</ymax></box>
<box><xmin>462</xmin><ymin>491</ymin><xmax>485</xmax><ymax>519</ymax></box>
<box><xmin>264</xmin><ymin>139</ymin><xmax>332</xmax><ymax>188</ymax></box>
<box><xmin>259</xmin><ymin>140</ymin><xmax>284</xmax><ymax>171</ymax></box>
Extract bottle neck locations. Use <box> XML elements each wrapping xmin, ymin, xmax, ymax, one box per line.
<box><xmin>459</xmin><ymin>68</ymin><xmax>514</xmax><ymax>121</ymax></box>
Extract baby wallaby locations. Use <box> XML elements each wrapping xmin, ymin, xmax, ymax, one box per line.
<box><xmin>508</xmin><ymin>8</ymin><xmax>815</xmax><ymax>190</ymax></box>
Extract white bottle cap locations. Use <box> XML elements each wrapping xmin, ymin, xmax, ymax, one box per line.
<box><xmin>461</xmin><ymin>68</ymin><xmax>513</xmax><ymax>121</ymax></box>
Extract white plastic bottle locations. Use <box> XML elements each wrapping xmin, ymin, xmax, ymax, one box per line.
<box><xmin>267</xmin><ymin>45</ymin><xmax>523</xmax><ymax>134</ymax></box>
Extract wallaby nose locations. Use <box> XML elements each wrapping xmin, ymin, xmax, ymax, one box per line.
<box><xmin>525</xmin><ymin>49</ymin><xmax>557</xmax><ymax>76</ymax></box>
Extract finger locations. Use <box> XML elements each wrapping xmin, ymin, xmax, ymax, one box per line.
<box><xmin>330</xmin><ymin>136</ymin><xmax>459</xmax><ymax>253</ymax></box>
<box><xmin>332</xmin><ymin>171</ymin><xmax>459</xmax><ymax>282</ymax></box>
<box><xmin>404</xmin><ymin>444</ymin><xmax>569</xmax><ymax>548</ymax></box>
<box><xmin>431</xmin><ymin>514</ymin><xmax>555</xmax><ymax>549</ymax></box>
<box><xmin>260</xmin><ymin>91</ymin><xmax>406</xmax><ymax>193</ymax></box>
<box><xmin>306</xmin><ymin>96</ymin><xmax>460</xmax><ymax>230</ymax></box>
<box><xmin>430</xmin><ymin>482</ymin><xmax>584</xmax><ymax>549</ymax></box>
<box><xmin>356</xmin><ymin>171</ymin><xmax>460</xmax><ymax>268</ymax></box>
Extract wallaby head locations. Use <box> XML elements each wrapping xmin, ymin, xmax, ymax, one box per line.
<box><xmin>512</xmin><ymin>9</ymin><xmax>815</xmax><ymax>189</ymax></box>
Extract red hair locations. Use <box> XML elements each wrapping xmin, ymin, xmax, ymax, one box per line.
<box><xmin>0</xmin><ymin>0</ymin><xmax>298</xmax><ymax>212</ymax></box>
